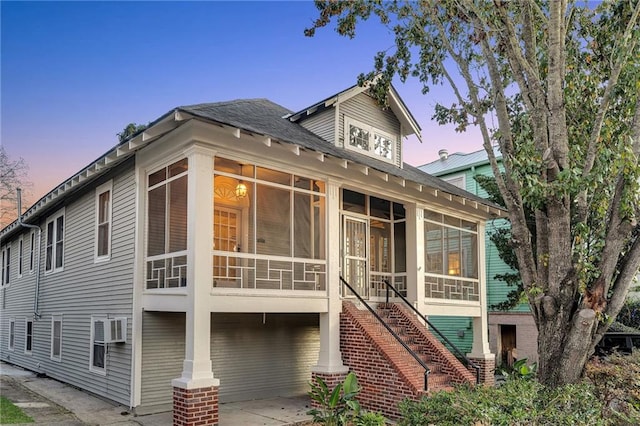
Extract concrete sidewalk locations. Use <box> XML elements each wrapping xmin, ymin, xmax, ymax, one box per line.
<box><xmin>1</xmin><ymin>362</ymin><xmax>312</xmax><ymax>425</ymax></box>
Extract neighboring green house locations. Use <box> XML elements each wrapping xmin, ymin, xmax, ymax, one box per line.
<box><xmin>420</xmin><ymin>147</ymin><xmax>538</xmax><ymax>367</ymax></box>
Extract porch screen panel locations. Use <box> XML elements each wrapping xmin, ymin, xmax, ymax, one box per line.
<box><xmin>294</xmin><ymin>193</ymin><xmax>326</xmax><ymax>259</ymax></box>
<box><xmin>147</xmin><ymin>186</ymin><xmax>166</xmax><ymax>256</ymax></box>
<box><xmin>425</xmin><ymin>222</ymin><xmax>443</xmax><ymax>273</ymax></box>
<box><xmin>424</xmin><ymin>209</ymin><xmax>480</xmax><ymax>301</ymax></box>
<box><xmin>461</xmin><ymin>232</ymin><xmax>478</xmax><ymax>279</ymax></box>
<box><xmin>168</xmin><ymin>176</ymin><xmax>188</xmax><ymax>252</ymax></box>
<box><xmin>146</xmin><ymin>158</ymin><xmax>188</xmax><ymax>289</ymax></box>
<box><xmin>256</xmin><ymin>184</ymin><xmax>290</xmax><ymax>256</ymax></box>
<box><xmin>394</xmin><ymin>221</ymin><xmax>406</xmax><ymax>273</ymax></box>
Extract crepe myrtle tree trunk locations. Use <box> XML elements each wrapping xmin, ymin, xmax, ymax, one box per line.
<box><xmin>306</xmin><ymin>0</ymin><xmax>640</xmax><ymax>387</ymax></box>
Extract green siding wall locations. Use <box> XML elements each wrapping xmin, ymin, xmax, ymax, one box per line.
<box><xmin>427</xmin><ymin>316</ymin><xmax>473</xmax><ymax>353</ymax></box>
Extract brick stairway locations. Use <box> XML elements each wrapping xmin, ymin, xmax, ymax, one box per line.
<box><xmin>340</xmin><ymin>301</ymin><xmax>476</xmax><ymax>419</ymax></box>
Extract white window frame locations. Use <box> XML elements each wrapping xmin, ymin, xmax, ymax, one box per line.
<box><xmin>8</xmin><ymin>319</ymin><xmax>15</xmax><ymax>351</ymax></box>
<box><xmin>89</xmin><ymin>316</ymin><xmax>107</xmax><ymax>375</ymax></box>
<box><xmin>1</xmin><ymin>245</ymin><xmax>10</xmax><ymax>287</ymax></box>
<box><xmin>344</xmin><ymin>117</ymin><xmax>397</xmax><ymax>164</ymax></box>
<box><xmin>45</xmin><ymin>209</ymin><xmax>65</xmax><ymax>274</ymax></box>
<box><xmin>25</xmin><ymin>319</ymin><xmax>33</xmax><ymax>355</ymax></box>
<box><xmin>51</xmin><ymin>315</ymin><xmax>62</xmax><ymax>361</ymax></box>
<box><xmin>443</xmin><ymin>174</ymin><xmax>466</xmax><ymax>190</ymax></box>
<box><xmin>94</xmin><ymin>181</ymin><xmax>113</xmax><ymax>262</ymax></box>
<box><xmin>29</xmin><ymin>231</ymin><xmax>36</xmax><ymax>273</ymax></box>
<box><xmin>18</xmin><ymin>236</ymin><xmax>23</xmax><ymax>278</ymax></box>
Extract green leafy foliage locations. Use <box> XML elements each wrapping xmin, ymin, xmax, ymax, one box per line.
<box><xmin>307</xmin><ymin>372</ymin><xmax>362</xmax><ymax>426</ymax></box>
<box><xmin>501</xmin><ymin>358</ymin><xmax>538</xmax><ymax>381</ymax></box>
<box><xmin>116</xmin><ymin>122</ymin><xmax>149</xmax><ymax>143</ymax></box>
<box><xmin>398</xmin><ymin>379</ymin><xmax>607</xmax><ymax>426</ymax></box>
<box><xmin>355</xmin><ymin>411</ymin><xmax>386</xmax><ymax>426</ymax></box>
<box><xmin>307</xmin><ymin>372</ymin><xmax>387</xmax><ymax>426</ymax></box>
<box><xmin>305</xmin><ymin>0</ymin><xmax>640</xmax><ymax>385</ymax></box>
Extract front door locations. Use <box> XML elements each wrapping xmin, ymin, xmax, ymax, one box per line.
<box><xmin>343</xmin><ymin>215</ymin><xmax>368</xmax><ymax>299</ymax></box>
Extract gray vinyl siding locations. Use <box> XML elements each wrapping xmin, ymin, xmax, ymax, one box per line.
<box><xmin>212</xmin><ymin>313</ymin><xmax>319</xmax><ymax>403</ymax></box>
<box><xmin>338</xmin><ymin>93</ymin><xmax>402</xmax><ymax>167</ymax></box>
<box><xmin>299</xmin><ymin>108</ymin><xmax>335</xmax><ymax>144</ymax></box>
<box><xmin>0</xmin><ymin>163</ymin><xmax>136</xmax><ymax>406</ymax></box>
<box><xmin>139</xmin><ymin>312</ymin><xmax>320</xmax><ymax>409</ymax></box>
<box><xmin>140</xmin><ymin>311</ymin><xmax>185</xmax><ymax>410</ymax></box>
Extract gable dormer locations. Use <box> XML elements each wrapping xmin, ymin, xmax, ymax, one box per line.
<box><xmin>288</xmin><ymin>83</ymin><xmax>421</xmax><ymax>169</ymax></box>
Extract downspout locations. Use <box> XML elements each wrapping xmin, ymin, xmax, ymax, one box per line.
<box><xmin>17</xmin><ymin>188</ymin><xmax>42</xmax><ymax>319</ymax></box>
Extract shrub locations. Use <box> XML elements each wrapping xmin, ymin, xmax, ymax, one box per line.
<box><xmin>307</xmin><ymin>372</ymin><xmax>388</xmax><ymax>426</ymax></box>
<box><xmin>585</xmin><ymin>351</ymin><xmax>640</xmax><ymax>424</ymax></box>
<box><xmin>398</xmin><ymin>378</ymin><xmax>608</xmax><ymax>425</ymax></box>
<box><xmin>308</xmin><ymin>372</ymin><xmax>361</xmax><ymax>426</ymax></box>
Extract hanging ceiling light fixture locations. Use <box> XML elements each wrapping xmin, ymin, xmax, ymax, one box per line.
<box><xmin>235</xmin><ymin>181</ymin><xmax>247</xmax><ymax>198</ymax></box>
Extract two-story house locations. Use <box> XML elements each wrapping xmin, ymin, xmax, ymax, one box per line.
<box><xmin>0</xmin><ymin>82</ymin><xmax>502</xmax><ymax>424</ymax></box>
<box><xmin>420</xmin><ymin>148</ymin><xmax>538</xmax><ymax>368</ymax></box>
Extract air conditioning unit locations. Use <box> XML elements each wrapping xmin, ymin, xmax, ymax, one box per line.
<box><xmin>104</xmin><ymin>317</ymin><xmax>127</xmax><ymax>343</ymax></box>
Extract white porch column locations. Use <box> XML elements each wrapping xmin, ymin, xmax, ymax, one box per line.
<box><xmin>314</xmin><ymin>179</ymin><xmax>347</xmax><ymax>374</ymax></box>
<box><xmin>468</xmin><ymin>222</ymin><xmax>492</xmax><ymax>358</ymax></box>
<box><xmin>406</xmin><ymin>204</ymin><xmax>425</xmax><ymax>312</ymax></box>
<box><xmin>172</xmin><ymin>145</ymin><xmax>219</xmax><ymax>390</ymax></box>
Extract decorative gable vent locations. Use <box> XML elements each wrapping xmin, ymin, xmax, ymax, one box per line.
<box><xmin>100</xmin><ymin>317</ymin><xmax>127</xmax><ymax>343</ymax></box>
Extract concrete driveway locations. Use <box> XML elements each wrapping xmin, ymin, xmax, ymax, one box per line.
<box><xmin>1</xmin><ymin>362</ymin><xmax>312</xmax><ymax>425</ymax></box>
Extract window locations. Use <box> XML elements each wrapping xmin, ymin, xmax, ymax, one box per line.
<box><xmin>345</xmin><ymin>117</ymin><xmax>396</xmax><ymax>162</ymax></box>
<box><xmin>51</xmin><ymin>316</ymin><xmax>62</xmax><ymax>361</ymax></box>
<box><xmin>147</xmin><ymin>159</ymin><xmax>188</xmax><ymax>257</ymax></box>
<box><xmin>1</xmin><ymin>245</ymin><xmax>10</xmax><ymax>286</ymax></box>
<box><xmin>45</xmin><ymin>210</ymin><xmax>65</xmax><ymax>273</ymax></box>
<box><xmin>206</xmin><ymin>157</ymin><xmax>327</xmax><ymax>291</ymax></box>
<box><xmin>424</xmin><ymin>210</ymin><xmax>480</xmax><ymax>301</ymax></box>
<box><xmin>25</xmin><ymin>320</ymin><xmax>33</xmax><ymax>354</ymax></box>
<box><xmin>443</xmin><ymin>175</ymin><xmax>466</xmax><ymax>190</ymax></box>
<box><xmin>29</xmin><ymin>232</ymin><xmax>36</xmax><ymax>273</ymax></box>
<box><xmin>95</xmin><ymin>181</ymin><xmax>113</xmax><ymax>261</ymax></box>
<box><xmin>145</xmin><ymin>159</ymin><xmax>188</xmax><ymax>289</ymax></box>
<box><xmin>9</xmin><ymin>319</ymin><xmax>15</xmax><ymax>351</ymax></box>
<box><xmin>18</xmin><ymin>237</ymin><xmax>23</xmax><ymax>277</ymax></box>
<box><xmin>90</xmin><ymin>317</ymin><xmax>106</xmax><ymax>374</ymax></box>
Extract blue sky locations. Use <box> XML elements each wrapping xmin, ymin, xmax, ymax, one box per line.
<box><xmin>1</xmin><ymin>1</ymin><xmax>482</xmax><ymax>204</ymax></box>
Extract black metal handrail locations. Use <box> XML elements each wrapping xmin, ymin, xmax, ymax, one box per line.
<box><xmin>384</xmin><ymin>280</ymin><xmax>481</xmax><ymax>384</ymax></box>
<box><xmin>340</xmin><ymin>276</ymin><xmax>430</xmax><ymax>391</ymax></box>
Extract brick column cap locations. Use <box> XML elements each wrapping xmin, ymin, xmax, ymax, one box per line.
<box><xmin>311</xmin><ymin>365</ymin><xmax>349</xmax><ymax>375</ymax></box>
<box><xmin>467</xmin><ymin>352</ymin><xmax>496</xmax><ymax>360</ymax></box>
<box><xmin>172</xmin><ymin>377</ymin><xmax>220</xmax><ymax>390</ymax></box>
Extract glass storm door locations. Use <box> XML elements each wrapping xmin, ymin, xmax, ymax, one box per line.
<box><xmin>343</xmin><ymin>215</ymin><xmax>369</xmax><ymax>299</ymax></box>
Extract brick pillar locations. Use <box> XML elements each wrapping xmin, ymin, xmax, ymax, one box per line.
<box><xmin>173</xmin><ymin>385</ymin><xmax>219</xmax><ymax>426</ymax></box>
<box><xmin>469</xmin><ymin>356</ymin><xmax>495</xmax><ymax>386</ymax></box>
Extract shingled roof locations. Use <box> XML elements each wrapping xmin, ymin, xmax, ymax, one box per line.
<box><xmin>2</xmin><ymin>96</ymin><xmax>504</xmax><ymax>239</ymax></box>
<box><xmin>179</xmin><ymin>99</ymin><xmax>501</xmax><ymax>210</ymax></box>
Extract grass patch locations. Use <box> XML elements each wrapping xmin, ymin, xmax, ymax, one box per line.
<box><xmin>0</xmin><ymin>396</ymin><xmax>34</xmax><ymax>424</ymax></box>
